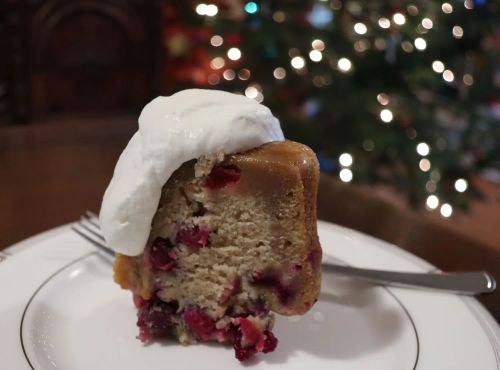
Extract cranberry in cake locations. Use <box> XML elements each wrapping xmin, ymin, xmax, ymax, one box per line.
<box><xmin>114</xmin><ymin>140</ymin><xmax>321</xmax><ymax>360</ymax></box>
<box><xmin>100</xmin><ymin>89</ymin><xmax>322</xmax><ymax>361</ymax></box>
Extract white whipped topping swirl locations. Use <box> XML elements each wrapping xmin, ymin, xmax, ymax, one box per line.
<box><xmin>100</xmin><ymin>89</ymin><xmax>284</xmax><ymax>256</ymax></box>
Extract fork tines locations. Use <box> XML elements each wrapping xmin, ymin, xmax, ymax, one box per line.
<box><xmin>71</xmin><ymin>211</ymin><xmax>115</xmax><ymax>257</ymax></box>
<box><xmin>84</xmin><ymin>210</ymin><xmax>101</xmax><ymax>229</ymax></box>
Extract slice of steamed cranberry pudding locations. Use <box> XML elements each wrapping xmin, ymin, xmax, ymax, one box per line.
<box><xmin>100</xmin><ymin>89</ymin><xmax>322</xmax><ymax>361</ymax></box>
<box><xmin>114</xmin><ymin>140</ymin><xmax>321</xmax><ymax>360</ymax></box>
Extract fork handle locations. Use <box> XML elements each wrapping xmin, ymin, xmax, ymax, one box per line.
<box><xmin>323</xmin><ymin>263</ymin><xmax>497</xmax><ymax>295</ymax></box>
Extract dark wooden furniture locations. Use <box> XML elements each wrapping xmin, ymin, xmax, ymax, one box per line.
<box><xmin>0</xmin><ymin>117</ymin><xmax>499</xmax><ymax>321</ymax></box>
<box><xmin>2</xmin><ymin>0</ymin><xmax>162</xmax><ymax>123</ymax></box>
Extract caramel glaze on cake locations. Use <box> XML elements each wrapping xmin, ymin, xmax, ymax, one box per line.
<box><xmin>114</xmin><ymin>140</ymin><xmax>321</xmax><ymax>359</ymax></box>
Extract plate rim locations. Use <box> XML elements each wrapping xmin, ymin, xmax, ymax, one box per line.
<box><xmin>318</xmin><ymin>220</ymin><xmax>500</xmax><ymax>366</ymax></box>
<box><xmin>318</xmin><ymin>220</ymin><xmax>500</xmax><ymax>367</ymax></box>
<box><xmin>3</xmin><ymin>221</ymin><xmax>499</xmax><ymax>369</ymax></box>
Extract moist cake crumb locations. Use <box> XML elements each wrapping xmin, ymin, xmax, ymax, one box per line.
<box><xmin>114</xmin><ymin>140</ymin><xmax>322</xmax><ymax>361</ymax></box>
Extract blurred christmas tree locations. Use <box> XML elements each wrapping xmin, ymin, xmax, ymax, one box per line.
<box><xmin>163</xmin><ymin>0</ymin><xmax>500</xmax><ymax>216</ymax></box>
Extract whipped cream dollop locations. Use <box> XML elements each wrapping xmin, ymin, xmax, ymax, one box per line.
<box><xmin>99</xmin><ymin>89</ymin><xmax>284</xmax><ymax>256</ymax></box>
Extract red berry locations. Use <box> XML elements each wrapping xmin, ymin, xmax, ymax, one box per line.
<box><xmin>231</xmin><ymin>317</ymin><xmax>279</xmax><ymax>361</ymax></box>
<box><xmin>133</xmin><ymin>294</ymin><xmax>146</xmax><ymax>309</ymax></box>
<box><xmin>233</xmin><ymin>330</ymin><xmax>256</xmax><ymax>361</ymax></box>
<box><xmin>136</xmin><ymin>298</ymin><xmax>178</xmax><ymax>342</ymax></box>
<box><xmin>237</xmin><ymin>317</ymin><xmax>261</xmax><ymax>345</ymax></box>
<box><xmin>183</xmin><ymin>305</ymin><xmax>216</xmax><ymax>340</ymax></box>
<box><xmin>176</xmin><ymin>225</ymin><xmax>210</xmax><ymax>248</ymax></box>
<box><xmin>262</xmin><ymin>330</ymin><xmax>278</xmax><ymax>353</ymax></box>
<box><xmin>146</xmin><ymin>237</ymin><xmax>177</xmax><ymax>271</ymax></box>
<box><xmin>205</xmin><ymin>166</ymin><xmax>241</xmax><ymax>190</ymax></box>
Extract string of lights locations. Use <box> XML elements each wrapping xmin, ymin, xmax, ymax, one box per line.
<box><xmin>173</xmin><ymin>0</ymin><xmax>499</xmax><ymax>218</ymax></box>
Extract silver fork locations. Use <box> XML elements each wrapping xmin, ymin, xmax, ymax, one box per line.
<box><xmin>72</xmin><ymin>211</ymin><xmax>496</xmax><ymax>295</ymax></box>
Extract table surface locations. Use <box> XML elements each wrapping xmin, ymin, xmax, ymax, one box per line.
<box><xmin>1</xmin><ymin>115</ymin><xmax>498</xmax><ymax>321</ymax></box>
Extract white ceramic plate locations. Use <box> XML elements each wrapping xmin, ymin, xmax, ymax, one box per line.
<box><xmin>0</xmin><ymin>221</ymin><xmax>498</xmax><ymax>369</ymax></box>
